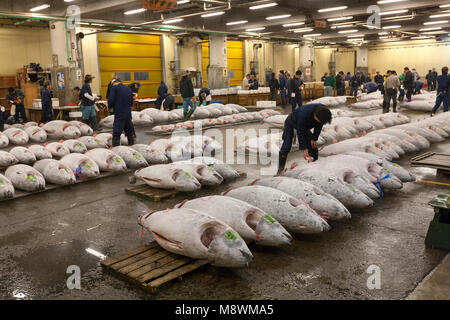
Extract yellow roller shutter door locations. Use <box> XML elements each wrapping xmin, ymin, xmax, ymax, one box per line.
<box><xmin>98</xmin><ymin>33</ymin><xmax>162</xmax><ymax>98</ymax></box>
<box><xmin>227</xmin><ymin>40</ymin><xmax>244</xmax><ymax>86</ymax></box>
<box><xmin>202</xmin><ymin>41</ymin><xmax>209</xmax><ymax>88</ymax></box>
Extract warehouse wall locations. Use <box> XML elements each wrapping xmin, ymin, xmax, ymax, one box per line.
<box><xmin>315</xmin><ymin>48</ymin><xmax>332</xmax><ymax>79</ymax></box>
<box><xmin>0</xmin><ymin>26</ymin><xmax>52</xmax><ymax>75</ymax></box>
<box><xmin>273</xmin><ymin>43</ymin><xmax>296</xmax><ymax>76</ymax></box>
<box><xmin>368</xmin><ymin>40</ymin><xmax>450</xmax><ymax>77</ymax></box>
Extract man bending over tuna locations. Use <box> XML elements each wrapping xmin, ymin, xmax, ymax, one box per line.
<box><xmin>277</xmin><ymin>104</ymin><xmax>332</xmax><ymax>175</ymax></box>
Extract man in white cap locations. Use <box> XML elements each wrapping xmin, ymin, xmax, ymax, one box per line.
<box><xmin>180</xmin><ymin>67</ymin><xmax>197</xmax><ymax>120</ymax></box>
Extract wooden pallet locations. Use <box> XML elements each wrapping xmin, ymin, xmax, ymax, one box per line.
<box><xmin>125</xmin><ymin>184</ymin><xmax>178</xmax><ymax>202</ymax></box>
<box><xmin>411</xmin><ymin>152</ymin><xmax>450</xmax><ymax>172</ymax></box>
<box><xmin>101</xmin><ymin>242</ymin><xmax>208</xmax><ymax>293</ymax></box>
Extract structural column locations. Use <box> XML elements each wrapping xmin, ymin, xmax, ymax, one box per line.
<box><xmin>355</xmin><ymin>46</ymin><xmax>369</xmax><ymax>75</ymax></box>
<box><xmin>208</xmin><ymin>35</ymin><xmax>229</xmax><ymax>89</ymax></box>
<box><xmin>50</xmin><ymin>21</ymin><xmax>76</xmax><ymax>67</ymax></box>
<box><xmin>299</xmin><ymin>42</ymin><xmax>314</xmax><ymax>82</ymax></box>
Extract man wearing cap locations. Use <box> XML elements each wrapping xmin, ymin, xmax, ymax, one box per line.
<box><xmin>180</xmin><ymin>68</ymin><xmax>196</xmax><ymax>120</ymax></box>
<box><xmin>80</xmin><ymin>74</ymin><xmax>99</xmax><ymax>131</ymax></box>
<box><xmin>108</xmin><ymin>78</ymin><xmax>135</xmax><ymax>147</ymax></box>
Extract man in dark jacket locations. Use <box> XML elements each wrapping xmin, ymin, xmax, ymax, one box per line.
<box><xmin>269</xmin><ymin>73</ymin><xmax>280</xmax><ymax>101</ymax></box>
<box><xmin>0</xmin><ymin>105</ymin><xmax>5</xmax><ymax>131</ymax></box>
<box><xmin>350</xmin><ymin>73</ymin><xmax>361</xmax><ymax>97</ymax></box>
<box><xmin>403</xmin><ymin>67</ymin><xmax>414</xmax><ymax>102</ymax></box>
<box><xmin>106</xmin><ymin>73</ymin><xmax>117</xmax><ymax>100</ymax></box>
<box><xmin>198</xmin><ymin>87</ymin><xmax>211</xmax><ymax>105</ymax></box>
<box><xmin>321</xmin><ymin>73</ymin><xmax>328</xmax><ymax>82</ymax></box>
<box><xmin>431</xmin><ymin>66</ymin><xmax>450</xmax><ymax>116</ymax></box>
<box><xmin>374</xmin><ymin>71</ymin><xmax>384</xmax><ymax>93</ymax></box>
<box><xmin>345</xmin><ymin>72</ymin><xmax>351</xmax><ymax>81</ymax></box>
<box><xmin>431</xmin><ymin>68</ymin><xmax>438</xmax><ymax>91</ymax></box>
<box><xmin>335</xmin><ymin>72</ymin><xmax>345</xmax><ymax>96</ymax></box>
<box><xmin>279</xmin><ymin>70</ymin><xmax>287</xmax><ymax>106</ymax></box>
<box><xmin>287</xmin><ymin>70</ymin><xmax>304</xmax><ymax>113</ymax></box>
<box><xmin>426</xmin><ymin>70</ymin><xmax>433</xmax><ymax>92</ymax></box>
<box><xmin>180</xmin><ymin>70</ymin><xmax>196</xmax><ymax>120</ymax></box>
<box><xmin>80</xmin><ymin>74</ymin><xmax>99</xmax><ymax>131</ymax></box>
<box><xmin>128</xmin><ymin>82</ymin><xmax>141</xmax><ymax>97</ymax></box>
<box><xmin>108</xmin><ymin>79</ymin><xmax>135</xmax><ymax>146</ymax></box>
<box><xmin>6</xmin><ymin>87</ymin><xmax>26</xmax><ymax>123</ymax></box>
<box><xmin>40</xmin><ymin>81</ymin><xmax>53</xmax><ymax>124</ymax></box>
<box><xmin>277</xmin><ymin>104</ymin><xmax>332</xmax><ymax>174</ymax></box>
<box><xmin>249</xmin><ymin>75</ymin><xmax>259</xmax><ymax>90</ymax></box>
<box><xmin>158</xmin><ymin>81</ymin><xmax>168</xmax><ymax>97</ymax></box>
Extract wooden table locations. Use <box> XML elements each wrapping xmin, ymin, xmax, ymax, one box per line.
<box><xmin>54</xmin><ymin>106</ymin><xmax>81</xmax><ymax>120</ymax></box>
<box><xmin>25</xmin><ymin>107</ymin><xmax>42</xmax><ymax>122</ymax></box>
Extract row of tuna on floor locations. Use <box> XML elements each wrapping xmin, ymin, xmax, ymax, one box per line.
<box><xmin>0</xmin><ymin>134</ymin><xmax>228</xmax><ymax>199</ymax></box>
<box><xmin>136</xmin><ymin>113</ymin><xmax>450</xmax><ymax>268</ymax></box>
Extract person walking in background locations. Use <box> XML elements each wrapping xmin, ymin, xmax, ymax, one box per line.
<box><xmin>345</xmin><ymin>72</ymin><xmax>351</xmax><ymax>81</ymax></box>
<box><xmin>39</xmin><ymin>81</ymin><xmax>53</xmax><ymax>124</ymax></box>
<box><xmin>269</xmin><ymin>73</ymin><xmax>280</xmax><ymax>102</ymax></box>
<box><xmin>375</xmin><ymin>71</ymin><xmax>384</xmax><ymax>93</ymax></box>
<box><xmin>350</xmin><ymin>72</ymin><xmax>361</xmax><ymax>97</ymax></box>
<box><xmin>108</xmin><ymin>78</ymin><xmax>135</xmax><ymax>147</ymax></box>
<box><xmin>384</xmin><ymin>70</ymin><xmax>400</xmax><ymax>113</ymax></box>
<box><xmin>397</xmin><ymin>72</ymin><xmax>405</xmax><ymax>102</ymax></box>
<box><xmin>287</xmin><ymin>70</ymin><xmax>304</xmax><ymax>113</ymax></box>
<box><xmin>242</xmin><ymin>74</ymin><xmax>250</xmax><ymax>90</ymax></box>
<box><xmin>0</xmin><ymin>105</ymin><xmax>5</xmax><ymax>131</ymax></box>
<box><xmin>198</xmin><ymin>87</ymin><xmax>212</xmax><ymax>105</ymax></box>
<box><xmin>279</xmin><ymin>70</ymin><xmax>287</xmax><ymax>106</ymax></box>
<box><xmin>80</xmin><ymin>74</ymin><xmax>99</xmax><ymax>132</ymax></box>
<box><xmin>335</xmin><ymin>71</ymin><xmax>345</xmax><ymax>96</ymax></box>
<box><xmin>180</xmin><ymin>69</ymin><xmax>196</xmax><ymax>120</ymax></box>
<box><xmin>324</xmin><ymin>73</ymin><xmax>336</xmax><ymax>96</ymax></box>
<box><xmin>431</xmin><ymin>66</ymin><xmax>450</xmax><ymax>116</ymax></box>
<box><xmin>321</xmin><ymin>73</ymin><xmax>328</xmax><ymax>82</ymax></box>
<box><xmin>158</xmin><ymin>81</ymin><xmax>168</xmax><ymax>97</ymax></box>
<box><xmin>128</xmin><ymin>82</ymin><xmax>141</xmax><ymax>98</ymax></box>
<box><xmin>403</xmin><ymin>67</ymin><xmax>415</xmax><ymax>102</ymax></box>
<box><xmin>426</xmin><ymin>70</ymin><xmax>433</xmax><ymax>92</ymax></box>
<box><xmin>6</xmin><ymin>86</ymin><xmax>26</xmax><ymax>123</ymax></box>
<box><xmin>364</xmin><ymin>81</ymin><xmax>378</xmax><ymax>94</ymax></box>
<box><xmin>249</xmin><ymin>75</ymin><xmax>259</xmax><ymax>90</ymax></box>
<box><xmin>431</xmin><ymin>68</ymin><xmax>438</xmax><ymax>91</ymax></box>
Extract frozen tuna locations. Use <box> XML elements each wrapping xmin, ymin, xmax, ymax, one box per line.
<box><xmin>70</xmin><ymin>120</ymin><xmax>94</xmax><ymax>136</ymax></box>
<box><xmin>0</xmin><ymin>151</ymin><xmax>18</xmax><ymax>167</ymax></box>
<box><xmin>79</xmin><ymin>135</ymin><xmax>108</xmax><ymax>149</ymax></box>
<box><xmin>139</xmin><ymin>208</ymin><xmax>253</xmax><ymax>267</ymax></box>
<box><xmin>85</xmin><ymin>148</ymin><xmax>127</xmax><ymax>172</ymax></box>
<box><xmin>5</xmin><ymin>164</ymin><xmax>45</xmax><ymax>192</ymax></box>
<box><xmin>61</xmin><ymin>139</ymin><xmax>88</xmax><ymax>153</ymax></box>
<box><xmin>42</xmin><ymin>120</ymin><xmax>81</xmax><ymax>139</ymax></box>
<box><xmin>134</xmin><ymin>165</ymin><xmax>201</xmax><ymax>192</ymax></box>
<box><xmin>3</xmin><ymin>128</ymin><xmax>29</xmax><ymax>145</ymax></box>
<box><xmin>44</xmin><ymin>142</ymin><xmax>70</xmax><ymax>158</ymax></box>
<box><xmin>129</xmin><ymin>144</ymin><xmax>168</xmax><ymax>164</ymax></box>
<box><xmin>33</xmin><ymin>159</ymin><xmax>76</xmax><ymax>185</ymax></box>
<box><xmin>0</xmin><ymin>174</ymin><xmax>15</xmax><ymax>199</ymax></box>
<box><xmin>170</xmin><ymin>162</ymin><xmax>223</xmax><ymax>186</ymax></box>
<box><xmin>9</xmin><ymin>147</ymin><xmax>37</xmax><ymax>165</ymax></box>
<box><xmin>27</xmin><ymin>145</ymin><xmax>52</xmax><ymax>160</ymax></box>
<box><xmin>111</xmin><ymin>146</ymin><xmax>148</xmax><ymax>169</ymax></box>
<box><xmin>24</xmin><ymin>126</ymin><xmax>47</xmax><ymax>143</ymax></box>
<box><xmin>223</xmin><ymin>186</ymin><xmax>330</xmax><ymax>234</ymax></box>
<box><xmin>60</xmin><ymin>153</ymin><xmax>100</xmax><ymax>180</ymax></box>
<box><xmin>175</xmin><ymin>195</ymin><xmax>292</xmax><ymax>246</ymax></box>
<box><xmin>0</xmin><ymin>132</ymin><xmax>9</xmax><ymax>148</ymax></box>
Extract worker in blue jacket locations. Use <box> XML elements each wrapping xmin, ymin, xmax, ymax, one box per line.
<box><xmin>279</xmin><ymin>70</ymin><xmax>287</xmax><ymax>106</ymax></box>
<box><xmin>249</xmin><ymin>75</ymin><xmax>259</xmax><ymax>90</ymax></box>
<box><xmin>39</xmin><ymin>81</ymin><xmax>54</xmax><ymax>124</ymax></box>
<box><xmin>108</xmin><ymin>78</ymin><xmax>135</xmax><ymax>147</ymax></box>
<box><xmin>431</xmin><ymin>66</ymin><xmax>450</xmax><ymax>116</ymax></box>
<box><xmin>0</xmin><ymin>105</ymin><xmax>4</xmax><ymax>131</ymax></box>
<box><xmin>198</xmin><ymin>88</ymin><xmax>212</xmax><ymax>105</ymax></box>
<box><xmin>365</xmin><ymin>81</ymin><xmax>378</xmax><ymax>94</ymax></box>
<box><xmin>6</xmin><ymin>87</ymin><xmax>26</xmax><ymax>123</ymax></box>
<box><xmin>277</xmin><ymin>104</ymin><xmax>332</xmax><ymax>174</ymax></box>
<box><xmin>158</xmin><ymin>81</ymin><xmax>168</xmax><ymax>97</ymax></box>
<box><xmin>287</xmin><ymin>70</ymin><xmax>304</xmax><ymax>113</ymax></box>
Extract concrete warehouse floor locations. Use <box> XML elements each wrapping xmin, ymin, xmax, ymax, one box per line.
<box><xmin>0</xmin><ymin>109</ymin><xmax>449</xmax><ymax>300</ymax></box>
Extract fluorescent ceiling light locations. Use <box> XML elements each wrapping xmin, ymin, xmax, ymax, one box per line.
<box><xmin>411</xmin><ymin>36</ymin><xmax>432</xmax><ymax>39</ymax></box>
<box><xmin>266</xmin><ymin>14</ymin><xmax>291</xmax><ymax>20</ymax></box>
<box><xmin>226</xmin><ymin>20</ymin><xmax>248</xmax><ymax>26</ymax></box>
<box><xmin>379</xmin><ymin>10</ymin><xmax>408</xmax><ymax>16</ymax></box>
<box><xmin>178</xmin><ymin>0</ymin><xmax>191</xmax><ymax>4</ymax></box>
<box><xmin>338</xmin><ymin>29</ymin><xmax>358</xmax><ymax>33</ymax></box>
<box><xmin>440</xmin><ymin>4</ymin><xmax>450</xmax><ymax>8</ymax></box>
<box><xmin>424</xmin><ymin>20</ymin><xmax>449</xmax><ymax>25</ymax></box>
<box><xmin>162</xmin><ymin>18</ymin><xmax>183</xmax><ymax>24</ymax></box>
<box><xmin>293</xmin><ymin>28</ymin><xmax>314</xmax><ymax>33</ymax></box>
<box><xmin>201</xmin><ymin>11</ymin><xmax>225</xmax><ymax>18</ymax></box>
<box><xmin>64</xmin><ymin>0</ymin><xmax>75</xmax><ymax>2</ymax></box>
<box><xmin>377</xmin><ymin>0</ymin><xmax>406</xmax><ymax>4</ymax></box>
<box><xmin>378</xmin><ymin>32</ymin><xmax>388</xmax><ymax>35</ymax></box>
<box><xmin>379</xmin><ymin>36</ymin><xmax>388</xmax><ymax>39</ymax></box>
<box><xmin>420</xmin><ymin>27</ymin><xmax>442</xmax><ymax>31</ymax></box>
<box><xmin>336</xmin><ymin>24</ymin><xmax>354</xmax><ymax>28</ymax></box>
<box><xmin>304</xmin><ymin>33</ymin><xmax>321</xmax><ymax>37</ymax></box>
<box><xmin>124</xmin><ymin>8</ymin><xmax>146</xmax><ymax>15</ymax></box>
<box><xmin>430</xmin><ymin>13</ymin><xmax>450</xmax><ymax>18</ymax></box>
<box><xmin>327</xmin><ymin>16</ymin><xmax>353</xmax><ymax>22</ymax></box>
<box><xmin>282</xmin><ymin>22</ymin><xmax>305</xmax><ymax>27</ymax></box>
<box><xmin>382</xmin><ymin>25</ymin><xmax>401</xmax><ymax>29</ymax></box>
<box><xmin>318</xmin><ymin>6</ymin><xmax>347</xmax><ymax>13</ymax></box>
<box><xmin>246</xmin><ymin>27</ymin><xmax>266</xmax><ymax>32</ymax></box>
<box><xmin>30</xmin><ymin>4</ymin><xmax>50</xmax><ymax>12</ymax></box>
<box><xmin>349</xmin><ymin>38</ymin><xmax>364</xmax><ymax>41</ymax></box>
<box><xmin>250</xmin><ymin>2</ymin><xmax>278</xmax><ymax>10</ymax></box>
<box><xmin>91</xmin><ymin>23</ymin><xmax>105</xmax><ymax>26</ymax></box>
<box><xmin>422</xmin><ymin>30</ymin><xmax>447</xmax><ymax>35</ymax></box>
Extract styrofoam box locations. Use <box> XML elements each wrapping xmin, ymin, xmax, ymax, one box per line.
<box><xmin>256</xmin><ymin>101</ymin><xmax>276</xmax><ymax>108</ymax></box>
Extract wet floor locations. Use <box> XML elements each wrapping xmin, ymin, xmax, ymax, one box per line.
<box><xmin>0</xmin><ymin>109</ymin><xmax>448</xmax><ymax>300</ymax></box>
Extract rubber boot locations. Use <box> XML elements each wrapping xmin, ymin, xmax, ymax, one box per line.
<box><xmin>91</xmin><ymin>116</ymin><xmax>98</xmax><ymax>132</ymax></box>
<box><xmin>276</xmin><ymin>153</ymin><xmax>288</xmax><ymax>176</ymax></box>
<box><xmin>186</xmin><ymin>108</ymin><xmax>195</xmax><ymax>120</ymax></box>
<box><xmin>127</xmin><ymin>135</ymin><xmax>135</xmax><ymax>146</ymax></box>
<box><xmin>112</xmin><ymin>136</ymin><xmax>121</xmax><ymax>147</ymax></box>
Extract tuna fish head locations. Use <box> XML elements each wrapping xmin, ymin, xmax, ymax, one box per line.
<box><xmin>252</xmin><ymin>211</ymin><xmax>293</xmax><ymax>246</ymax></box>
<box><xmin>0</xmin><ymin>174</ymin><xmax>14</xmax><ymax>199</ymax></box>
<box><xmin>44</xmin><ymin>161</ymin><xmax>76</xmax><ymax>185</ymax></box>
<box><xmin>171</xmin><ymin>169</ymin><xmax>201</xmax><ymax>191</ymax></box>
<box><xmin>194</xmin><ymin>165</ymin><xmax>223</xmax><ymax>186</ymax></box>
<box><xmin>206</xmin><ymin>226</ymin><xmax>253</xmax><ymax>267</ymax></box>
<box><xmin>106</xmin><ymin>153</ymin><xmax>127</xmax><ymax>172</ymax></box>
<box><xmin>76</xmin><ymin>158</ymin><xmax>100</xmax><ymax>179</ymax></box>
<box><xmin>62</xmin><ymin>123</ymin><xmax>81</xmax><ymax>139</ymax></box>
